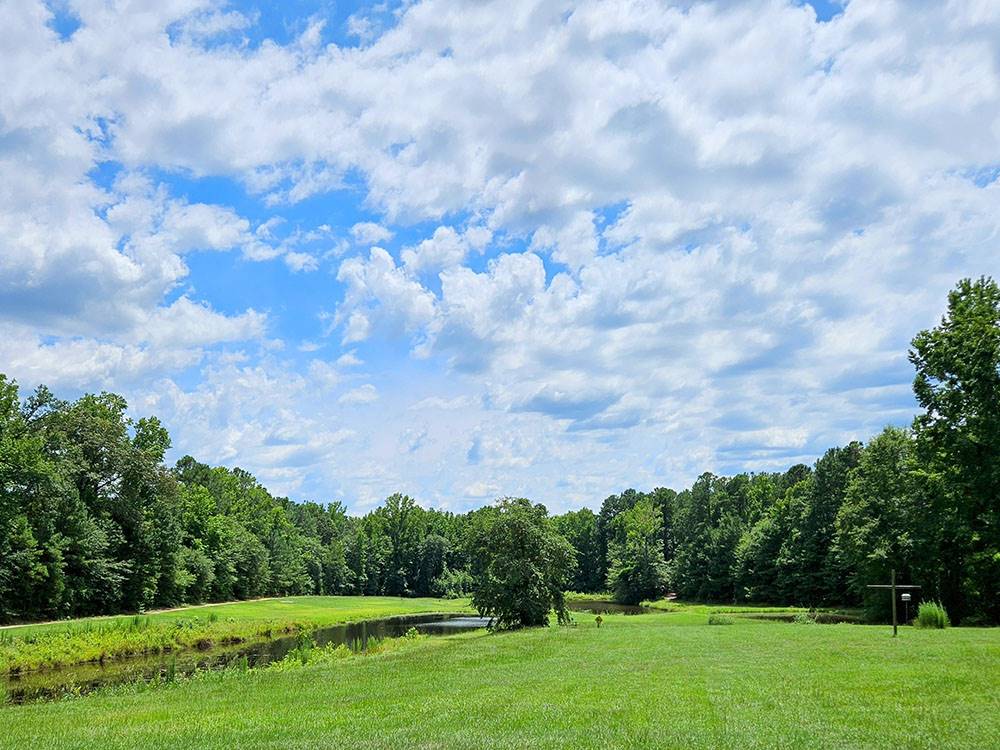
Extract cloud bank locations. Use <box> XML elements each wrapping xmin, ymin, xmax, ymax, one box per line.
<box><xmin>2</xmin><ymin>0</ymin><xmax>999</xmax><ymax>510</ymax></box>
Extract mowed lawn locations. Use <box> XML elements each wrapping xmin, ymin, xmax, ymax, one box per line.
<box><xmin>5</xmin><ymin>611</ymin><xmax>998</xmax><ymax>750</ymax></box>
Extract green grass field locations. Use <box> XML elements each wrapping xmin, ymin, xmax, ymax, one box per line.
<box><xmin>1</xmin><ymin>596</ymin><xmax>472</xmax><ymax>673</ymax></box>
<box><xmin>4</xmin><ymin>604</ymin><xmax>997</xmax><ymax>749</ymax></box>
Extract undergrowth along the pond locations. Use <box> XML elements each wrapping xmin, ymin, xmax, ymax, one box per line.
<box><xmin>34</xmin><ymin>627</ymin><xmax>430</xmax><ymax>706</ymax></box>
<box><xmin>707</xmin><ymin>614</ymin><xmax>736</xmax><ymax>625</ymax></box>
<box><xmin>0</xmin><ymin>616</ymin><xmax>304</xmax><ymax>674</ymax></box>
<box><xmin>0</xmin><ymin>596</ymin><xmax>472</xmax><ymax>674</ymax></box>
<box><xmin>648</xmin><ymin>600</ymin><xmax>808</xmax><ymax>614</ymax></box>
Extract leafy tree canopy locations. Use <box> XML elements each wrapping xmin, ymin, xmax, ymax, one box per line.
<box><xmin>468</xmin><ymin>497</ymin><xmax>576</xmax><ymax>630</ymax></box>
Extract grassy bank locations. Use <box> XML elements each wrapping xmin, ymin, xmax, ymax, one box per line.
<box><xmin>645</xmin><ymin>599</ymin><xmax>811</xmax><ymax>614</ymax></box>
<box><xmin>1</xmin><ymin>596</ymin><xmax>471</xmax><ymax>673</ymax></box>
<box><xmin>5</xmin><ymin>607</ymin><xmax>998</xmax><ymax>749</ymax></box>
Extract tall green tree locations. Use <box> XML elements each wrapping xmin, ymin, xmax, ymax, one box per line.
<box><xmin>415</xmin><ymin>533</ymin><xmax>450</xmax><ymax>596</ymax></box>
<box><xmin>910</xmin><ymin>276</ymin><xmax>1000</xmax><ymax>623</ymax></box>
<box><xmin>672</xmin><ymin>474</ymin><xmax>742</xmax><ymax>601</ymax></box>
<box><xmin>596</xmin><ymin>489</ymin><xmax>642</xmax><ymax>587</ymax></box>
<box><xmin>552</xmin><ymin>508</ymin><xmax>603</xmax><ymax>593</ymax></box>
<box><xmin>834</xmin><ymin>427</ymin><xmax>922</xmax><ymax>619</ymax></box>
<box><xmin>648</xmin><ymin>487</ymin><xmax>678</xmax><ymax>566</ymax></box>
<box><xmin>376</xmin><ymin>493</ymin><xmax>422</xmax><ymax>596</ymax></box>
<box><xmin>771</xmin><ymin>445</ymin><xmax>862</xmax><ymax>606</ymax></box>
<box><xmin>468</xmin><ymin>498</ymin><xmax>576</xmax><ymax>630</ymax></box>
<box><xmin>606</xmin><ymin>498</ymin><xmax>669</xmax><ymax>604</ymax></box>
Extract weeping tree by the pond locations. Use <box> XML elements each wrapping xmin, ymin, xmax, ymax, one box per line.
<box><xmin>468</xmin><ymin>497</ymin><xmax>576</xmax><ymax>630</ymax></box>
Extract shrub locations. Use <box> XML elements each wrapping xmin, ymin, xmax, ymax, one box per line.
<box><xmin>915</xmin><ymin>600</ymin><xmax>950</xmax><ymax>629</ymax></box>
<box><xmin>792</xmin><ymin>612</ymin><xmax>816</xmax><ymax>625</ymax></box>
<box><xmin>708</xmin><ymin>614</ymin><xmax>735</xmax><ymax>625</ymax></box>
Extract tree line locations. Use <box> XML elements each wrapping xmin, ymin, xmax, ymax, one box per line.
<box><xmin>1</xmin><ymin>278</ymin><xmax>997</xmax><ymax>625</ymax></box>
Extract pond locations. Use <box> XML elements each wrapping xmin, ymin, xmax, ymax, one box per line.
<box><xmin>2</xmin><ymin>613</ymin><xmax>492</xmax><ymax>705</ymax></box>
<box><xmin>565</xmin><ymin>599</ymin><xmax>655</xmax><ymax>615</ymax></box>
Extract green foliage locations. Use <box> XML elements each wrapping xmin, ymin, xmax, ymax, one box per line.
<box><xmin>594</xmin><ymin>489</ymin><xmax>642</xmax><ymax>589</ymax></box>
<box><xmin>605</xmin><ymin>498</ymin><xmax>669</xmax><ymax>605</ymax></box>
<box><xmin>4</xmin><ymin>384</ymin><xmax>476</xmax><ymax>621</ymax></box>
<box><xmin>431</xmin><ymin>567</ymin><xmax>474</xmax><ymax>599</ymax></box>
<box><xmin>164</xmin><ymin>656</ymin><xmax>177</xmax><ymax>684</ymax></box>
<box><xmin>376</xmin><ymin>493</ymin><xmax>423</xmax><ymax>596</ymax></box>
<box><xmin>468</xmin><ymin>498</ymin><xmax>576</xmax><ymax>630</ymax></box>
<box><xmin>671</xmin><ymin>473</ymin><xmax>764</xmax><ymax>602</ymax></box>
<box><xmin>178</xmin><ymin>542</ymin><xmax>215</xmax><ymax>603</ymax></box>
<box><xmin>552</xmin><ymin>508</ymin><xmax>603</xmax><ymax>593</ymax></box>
<box><xmin>771</xmin><ymin>444</ymin><xmax>862</xmax><ymax>606</ymax></box>
<box><xmin>290</xmin><ymin>631</ymin><xmax>315</xmax><ymax>664</ymax></box>
<box><xmin>910</xmin><ymin>277</ymin><xmax>1000</xmax><ymax>624</ymax></box>
<box><xmin>833</xmin><ymin>427</ymin><xmax>925</xmax><ymax>621</ymax></box>
<box><xmin>915</xmin><ymin>600</ymin><xmax>950</xmax><ymax>629</ymax></box>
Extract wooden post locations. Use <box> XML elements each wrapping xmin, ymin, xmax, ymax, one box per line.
<box><xmin>891</xmin><ymin>569</ymin><xmax>897</xmax><ymax>638</ymax></box>
<box><xmin>866</xmin><ymin>572</ymin><xmax>919</xmax><ymax>638</ymax></box>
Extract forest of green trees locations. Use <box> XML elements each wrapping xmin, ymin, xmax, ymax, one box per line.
<box><xmin>1</xmin><ymin>279</ymin><xmax>997</xmax><ymax>625</ymax></box>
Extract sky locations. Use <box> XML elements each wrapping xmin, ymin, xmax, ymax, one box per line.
<box><xmin>2</xmin><ymin>0</ymin><xmax>999</xmax><ymax>514</ymax></box>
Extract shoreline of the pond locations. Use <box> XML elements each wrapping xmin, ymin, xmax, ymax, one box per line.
<box><xmin>565</xmin><ymin>599</ymin><xmax>657</xmax><ymax>615</ymax></box>
<box><xmin>3</xmin><ymin>600</ymin><xmax>656</xmax><ymax>704</ymax></box>
<box><xmin>2</xmin><ymin>612</ymin><xmax>493</xmax><ymax>705</ymax></box>
<box><xmin>4</xmin><ymin>610</ymin><xmax>478</xmax><ymax>677</ymax></box>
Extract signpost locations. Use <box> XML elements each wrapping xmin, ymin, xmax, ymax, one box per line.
<box><xmin>866</xmin><ymin>569</ymin><xmax>921</xmax><ymax>637</ymax></box>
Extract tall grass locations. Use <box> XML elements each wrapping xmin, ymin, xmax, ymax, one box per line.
<box><xmin>0</xmin><ymin>616</ymin><xmax>300</xmax><ymax>674</ymax></box>
<box><xmin>707</xmin><ymin>614</ymin><xmax>735</xmax><ymax>625</ymax></box>
<box><xmin>1</xmin><ymin>596</ymin><xmax>473</xmax><ymax>673</ymax></box>
<box><xmin>915</xmin><ymin>601</ymin><xmax>950</xmax><ymax>629</ymax></box>
<box><xmin>289</xmin><ymin>632</ymin><xmax>315</xmax><ymax>664</ymax></box>
<box><xmin>164</xmin><ymin>656</ymin><xmax>177</xmax><ymax>684</ymax></box>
